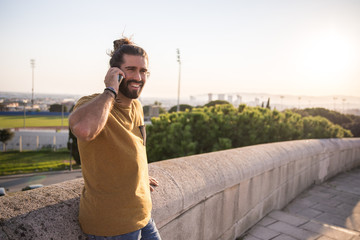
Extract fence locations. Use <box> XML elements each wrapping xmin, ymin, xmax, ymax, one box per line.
<box><xmin>1</xmin><ymin>130</ymin><xmax>69</xmax><ymax>151</ymax></box>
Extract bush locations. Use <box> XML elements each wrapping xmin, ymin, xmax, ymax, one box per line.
<box><xmin>0</xmin><ymin>129</ymin><xmax>14</xmax><ymax>152</ymax></box>
<box><xmin>292</xmin><ymin>107</ymin><xmax>360</xmax><ymax>137</ymax></box>
<box><xmin>146</xmin><ymin>104</ymin><xmax>352</xmax><ymax>162</ymax></box>
<box><xmin>168</xmin><ymin>104</ymin><xmax>193</xmax><ymax>113</ymax></box>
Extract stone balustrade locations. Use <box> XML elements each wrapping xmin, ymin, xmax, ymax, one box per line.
<box><xmin>1</xmin><ymin>138</ymin><xmax>360</xmax><ymax>240</ymax></box>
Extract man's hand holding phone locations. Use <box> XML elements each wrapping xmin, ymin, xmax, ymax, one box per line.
<box><xmin>104</xmin><ymin>67</ymin><xmax>125</xmax><ymax>94</ymax></box>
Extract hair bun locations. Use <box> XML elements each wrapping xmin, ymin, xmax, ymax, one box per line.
<box><xmin>112</xmin><ymin>38</ymin><xmax>133</xmax><ymax>55</ymax></box>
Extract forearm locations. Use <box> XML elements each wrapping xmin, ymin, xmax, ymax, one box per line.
<box><xmin>69</xmin><ymin>91</ymin><xmax>115</xmax><ymax>141</ymax></box>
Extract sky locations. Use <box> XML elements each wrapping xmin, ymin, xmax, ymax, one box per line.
<box><xmin>0</xmin><ymin>0</ymin><xmax>360</xmax><ymax>100</ymax></box>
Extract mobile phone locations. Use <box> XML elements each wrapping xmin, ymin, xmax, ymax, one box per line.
<box><xmin>118</xmin><ymin>74</ymin><xmax>124</xmax><ymax>83</ymax></box>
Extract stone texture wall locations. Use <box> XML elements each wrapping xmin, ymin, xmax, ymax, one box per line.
<box><xmin>1</xmin><ymin>138</ymin><xmax>360</xmax><ymax>240</ymax></box>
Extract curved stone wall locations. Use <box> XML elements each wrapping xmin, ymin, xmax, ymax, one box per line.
<box><xmin>1</xmin><ymin>138</ymin><xmax>360</xmax><ymax>239</ymax></box>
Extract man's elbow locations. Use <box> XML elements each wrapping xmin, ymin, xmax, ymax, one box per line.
<box><xmin>71</xmin><ymin>124</ymin><xmax>96</xmax><ymax>142</ymax></box>
<box><xmin>69</xmin><ymin>116</ymin><xmax>95</xmax><ymax>142</ymax></box>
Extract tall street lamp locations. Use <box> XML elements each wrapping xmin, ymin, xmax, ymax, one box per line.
<box><xmin>30</xmin><ymin>59</ymin><xmax>35</xmax><ymax>111</ymax></box>
<box><xmin>176</xmin><ymin>49</ymin><xmax>181</xmax><ymax>112</ymax></box>
<box><xmin>23</xmin><ymin>100</ymin><xmax>28</xmax><ymax>128</ymax></box>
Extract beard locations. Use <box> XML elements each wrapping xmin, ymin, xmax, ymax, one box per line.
<box><xmin>118</xmin><ymin>79</ymin><xmax>144</xmax><ymax>99</ymax></box>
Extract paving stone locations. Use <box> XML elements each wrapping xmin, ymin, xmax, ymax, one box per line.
<box><xmin>301</xmin><ymin>195</ymin><xmax>332</xmax><ymax>205</ymax></box>
<box><xmin>285</xmin><ymin>201</ymin><xmax>314</xmax><ymax>214</ymax></box>
<box><xmin>284</xmin><ymin>203</ymin><xmax>303</xmax><ymax>214</ymax></box>
<box><xmin>335</xmin><ymin>175</ymin><xmax>360</xmax><ymax>186</ymax></box>
<box><xmin>349</xmin><ymin>203</ymin><xmax>360</xmax><ymax>214</ymax></box>
<box><xmin>247</xmin><ymin>225</ymin><xmax>280</xmax><ymax>240</ymax></box>
<box><xmin>336</xmin><ymin>202</ymin><xmax>360</xmax><ymax>216</ymax></box>
<box><xmin>334</xmin><ymin>185</ymin><xmax>360</xmax><ymax>195</ymax></box>
<box><xmin>315</xmin><ymin>185</ymin><xmax>343</xmax><ymax>196</ymax></box>
<box><xmin>294</xmin><ymin>207</ymin><xmax>323</xmax><ymax>219</ymax></box>
<box><xmin>337</xmin><ymin>203</ymin><xmax>356</xmax><ymax>213</ymax></box>
<box><xmin>312</xmin><ymin>203</ymin><xmax>350</xmax><ymax>217</ymax></box>
<box><xmin>316</xmin><ymin>236</ymin><xmax>336</xmax><ymax>240</ymax></box>
<box><xmin>344</xmin><ymin>179</ymin><xmax>360</xmax><ymax>187</ymax></box>
<box><xmin>301</xmin><ymin>221</ymin><xmax>357</xmax><ymax>240</ymax></box>
<box><xmin>322</xmin><ymin>198</ymin><xmax>343</xmax><ymax>207</ymax></box>
<box><xmin>268</xmin><ymin>211</ymin><xmax>308</xmax><ymax>227</ymax></box>
<box><xmin>307</xmin><ymin>189</ymin><xmax>336</xmax><ymax>199</ymax></box>
<box><xmin>267</xmin><ymin>221</ymin><xmax>320</xmax><ymax>240</ymax></box>
<box><xmin>271</xmin><ymin>234</ymin><xmax>297</xmax><ymax>240</ymax></box>
<box><xmin>315</xmin><ymin>213</ymin><xmax>348</xmax><ymax>229</ymax></box>
<box><xmin>257</xmin><ymin>217</ymin><xmax>277</xmax><ymax>227</ymax></box>
<box><xmin>290</xmin><ymin>197</ymin><xmax>318</xmax><ymax>208</ymax></box>
<box><xmin>242</xmin><ymin>168</ymin><xmax>360</xmax><ymax>240</ymax></box>
<box><xmin>332</xmin><ymin>194</ymin><xmax>360</xmax><ymax>206</ymax></box>
<box><xmin>345</xmin><ymin>213</ymin><xmax>360</xmax><ymax>231</ymax></box>
<box><xmin>242</xmin><ymin>234</ymin><xmax>262</xmax><ymax>240</ymax></box>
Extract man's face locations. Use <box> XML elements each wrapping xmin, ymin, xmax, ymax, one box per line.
<box><xmin>118</xmin><ymin>54</ymin><xmax>149</xmax><ymax>99</ymax></box>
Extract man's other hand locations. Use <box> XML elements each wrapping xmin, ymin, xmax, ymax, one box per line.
<box><xmin>149</xmin><ymin>176</ymin><xmax>159</xmax><ymax>192</ymax></box>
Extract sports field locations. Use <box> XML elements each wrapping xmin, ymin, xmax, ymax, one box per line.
<box><xmin>0</xmin><ymin>149</ymin><xmax>78</xmax><ymax>176</ymax></box>
<box><xmin>0</xmin><ymin>115</ymin><xmax>69</xmax><ymax>128</ymax></box>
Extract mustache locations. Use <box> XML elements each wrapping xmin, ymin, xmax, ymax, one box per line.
<box><xmin>125</xmin><ymin>80</ymin><xmax>144</xmax><ymax>86</ymax></box>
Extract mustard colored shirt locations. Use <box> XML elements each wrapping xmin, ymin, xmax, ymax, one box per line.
<box><xmin>75</xmin><ymin>94</ymin><xmax>151</xmax><ymax>236</ymax></box>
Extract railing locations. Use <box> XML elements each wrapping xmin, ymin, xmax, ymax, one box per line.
<box><xmin>1</xmin><ymin>138</ymin><xmax>360</xmax><ymax>240</ymax></box>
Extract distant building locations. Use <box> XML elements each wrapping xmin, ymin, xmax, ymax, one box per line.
<box><xmin>4</xmin><ymin>103</ymin><xmax>19</xmax><ymax>111</ymax></box>
<box><xmin>149</xmin><ymin>105</ymin><xmax>160</xmax><ymax>117</ymax></box>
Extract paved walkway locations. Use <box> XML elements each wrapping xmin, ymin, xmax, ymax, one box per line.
<box><xmin>241</xmin><ymin>168</ymin><xmax>360</xmax><ymax>240</ymax></box>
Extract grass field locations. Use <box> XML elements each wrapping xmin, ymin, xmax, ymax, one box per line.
<box><xmin>0</xmin><ymin>115</ymin><xmax>69</xmax><ymax>128</ymax></box>
<box><xmin>0</xmin><ymin>149</ymin><xmax>79</xmax><ymax>176</ymax></box>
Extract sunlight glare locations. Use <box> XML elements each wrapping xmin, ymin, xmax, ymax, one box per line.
<box><xmin>300</xmin><ymin>31</ymin><xmax>356</xmax><ymax>79</ymax></box>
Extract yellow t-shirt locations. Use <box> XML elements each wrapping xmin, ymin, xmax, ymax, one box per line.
<box><xmin>75</xmin><ymin>94</ymin><xmax>152</xmax><ymax>236</ymax></box>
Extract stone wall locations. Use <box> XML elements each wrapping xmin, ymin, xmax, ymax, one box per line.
<box><xmin>1</xmin><ymin>138</ymin><xmax>360</xmax><ymax>240</ymax></box>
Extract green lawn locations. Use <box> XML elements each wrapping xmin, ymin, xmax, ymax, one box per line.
<box><xmin>0</xmin><ymin>115</ymin><xmax>69</xmax><ymax>128</ymax></box>
<box><xmin>0</xmin><ymin>149</ymin><xmax>79</xmax><ymax>176</ymax></box>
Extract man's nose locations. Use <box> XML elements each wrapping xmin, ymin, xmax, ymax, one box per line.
<box><xmin>133</xmin><ymin>71</ymin><xmax>142</xmax><ymax>81</ymax></box>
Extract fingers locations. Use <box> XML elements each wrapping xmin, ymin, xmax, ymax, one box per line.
<box><xmin>149</xmin><ymin>176</ymin><xmax>159</xmax><ymax>192</ymax></box>
<box><xmin>104</xmin><ymin>67</ymin><xmax>125</xmax><ymax>91</ymax></box>
<box><xmin>149</xmin><ymin>176</ymin><xmax>159</xmax><ymax>186</ymax></box>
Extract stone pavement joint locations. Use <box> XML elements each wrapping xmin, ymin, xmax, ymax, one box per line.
<box><xmin>242</xmin><ymin>168</ymin><xmax>360</xmax><ymax>240</ymax></box>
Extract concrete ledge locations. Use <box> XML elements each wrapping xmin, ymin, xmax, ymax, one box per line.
<box><xmin>1</xmin><ymin>138</ymin><xmax>360</xmax><ymax>239</ymax></box>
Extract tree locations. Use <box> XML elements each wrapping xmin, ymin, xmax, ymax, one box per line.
<box><xmin>266</xmin><ymin>98</ymin><xmax>271</xmax><ymax>109</ymax></box>
<box><xmin>0</xmin><ymin>129</ymin><xmax>14</xmax><ymax>152</ymax></box>
<box><xmin>0</xmin><ymin>103</ymin><xmax>5</xmax><ymax>111</ymax></box>
<box><xmin>168</xmin><ymin>104</ymin><xmax>193</xmax><ymax>113</ymax></box>
<box><xmin>146</xmin><ymin>104</ymin><xmax>352</xmax><ymax>163</ymax></box>
<box><xmin>292</xmin><ymin>107</ymin><xmax>360</xmax><ymax>137</ymax></box>
<box><xmin>204</xmin><ymin>100</ymin><xmax>230</xmax><ymax>107</ymax></box>
<box><xmin>49</xmin><ymin>104</ymin><xmax>67</xmax><ymax>112</ymax></box>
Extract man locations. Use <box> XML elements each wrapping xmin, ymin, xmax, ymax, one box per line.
<box><xmin>69</xmin><ymin>38</ymin><xmax>161</xmax><ymax>240</ymax></box>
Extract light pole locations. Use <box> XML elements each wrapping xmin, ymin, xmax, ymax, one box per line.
<box><xmin>176</xmin><ymin>49</ymin><xmax>181</xmax><ymax>112</ymax></box>
<box><xmin>61</xmin><ymin>103</ymin><xmax>64</xmax><ymax>129</ymax></box>
<box><xmin>30</xmin><ymin>59</ymin><xmax>35</xmax><ymax>111</ymax></box>
<box><xmin>23</xmin><ymin>100</ymin><xmax>28</xmax><ymax>128</ymax></box>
